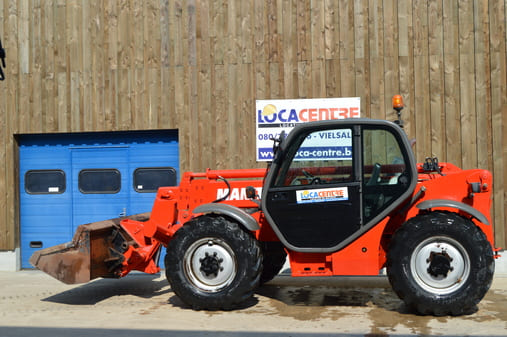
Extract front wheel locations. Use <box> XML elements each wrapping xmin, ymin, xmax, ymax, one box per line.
<box><xmin>387</xmin><ymin>212</ymin><xmax>494</xmax><ymax>316</ymax></box>
<box><xmin>165</xmin><ymin>215</ymin><xmax>262</xmax><ymax>310</ymax></box>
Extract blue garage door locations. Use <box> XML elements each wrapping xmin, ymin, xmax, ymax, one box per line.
<box><xmin>19</xmin><ymin>130</ymin><xmax>179</xmax><ymax>268</ymax></box>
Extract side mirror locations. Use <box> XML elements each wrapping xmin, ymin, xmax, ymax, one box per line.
<box><xmin>245</xmin><ymin>186</ymin><xmax>261</xmax><ymax>207</ymax></box>
<box><xmin>245</xmin><ymin>186</ymin><xmax>257</xmax><ymax>199</ymax></box>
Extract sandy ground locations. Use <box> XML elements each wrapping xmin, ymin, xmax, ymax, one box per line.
<box><xmin>0</xmin><ymin>270</ymin><xmax>506</xmax><ymax>337</ymax></box>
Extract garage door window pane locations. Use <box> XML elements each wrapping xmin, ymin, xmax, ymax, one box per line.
<box><xmin>134</xmin><ymin>167</ymin><xmax>177</xmax><ymax>192</ymax></box>
<box><xmin>79</xmin><ymin>169</ymin><xmax>121</xmax><ymax>194</ymax></box>
<box><xmin>25</xmin><ymin>170</ymin><xmax>66</xmax><ymax>194</ymax></box>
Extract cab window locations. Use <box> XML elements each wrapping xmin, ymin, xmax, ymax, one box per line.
<box><xmin>362</xmin><ymin>128</ymin><xmax>410</xmax><ymax>221</ymax></box>
<box><xmin>274</xmin><ymin>128</ymin><xmax>354</xmax><ymax>187</ymax></box>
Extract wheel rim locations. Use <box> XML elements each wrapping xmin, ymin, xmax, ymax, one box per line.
<box><xmin>184</xmin><ymin>237</ymin><xmax>237</xmax><ymax>293</ymax></box>
<box><xmin>410</xmin><ymin>236</ymin><xmax>470</xmax><ymax>295</ymax></box>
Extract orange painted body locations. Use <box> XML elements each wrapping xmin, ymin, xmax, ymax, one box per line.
<box><xmin>116</xmin><ymin>163</ymin><xmax>497</xmax><ymax>278</ymax></box>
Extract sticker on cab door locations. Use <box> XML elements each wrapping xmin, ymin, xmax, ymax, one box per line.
<box><xmin>296</xmin><ymin>187</ymin><xmax>349</xmax><ymax>204</ymax></box>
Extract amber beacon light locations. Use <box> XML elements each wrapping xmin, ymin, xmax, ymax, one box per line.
<box><xmin>392</xmin><ymin>95</ymin><xmax>404</xmax><ymax>112</ymax></box>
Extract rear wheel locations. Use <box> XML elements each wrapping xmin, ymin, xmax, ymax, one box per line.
<box><xmin>387</xmin><ymin>212</ymin><xmax>494</xmax><ymax>316</ymax></box>
<box><xmin>165</xmin><ymin>215</ymin><xmax>262</xmax><ymax>310</ymax></box>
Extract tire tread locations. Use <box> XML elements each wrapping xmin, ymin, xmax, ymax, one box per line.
<box><xmin>387</xmin><ymin>212</ymin><xmax>494</xmax><ymax>316</ymax></box>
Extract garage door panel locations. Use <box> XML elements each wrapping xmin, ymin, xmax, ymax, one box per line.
<box><xmin>21</xmin><ymin>233</ymin><xmax>70</xmax><ymax>269</ymax></box>
<box><xmin>21</xmin><ymin>215</ymin><xmax>72</xmax><ymax>232</ymax></box>
<box><xmin>19</xmin><ymin>130</ymin><xmax>179</xmax><ymax>269</ymax></box>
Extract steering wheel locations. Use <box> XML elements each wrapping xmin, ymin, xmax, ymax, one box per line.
<box><xmin>302</xmin><ymin>169</ymin><xmax>321</xmax><ymax>185</ymax></box>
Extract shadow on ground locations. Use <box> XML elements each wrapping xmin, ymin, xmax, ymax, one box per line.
<box><xmin>43</xmin><ymin>273</ymin><xmax>170</xmax><ymax>305</ymax></box>
<box><xmin>258</xmin><ymin>275</ymin><xmax>407</xmax><ymax>312</ymax></box>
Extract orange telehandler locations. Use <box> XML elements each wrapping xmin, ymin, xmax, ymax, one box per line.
<box><xmin>31</xmin><ymin>97</ymin><xmax>499</xmax><ymax>316</ymax></box>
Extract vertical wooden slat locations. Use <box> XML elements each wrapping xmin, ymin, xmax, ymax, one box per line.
<box><xmin>68</xmin><ymin>1</ymin><xmax>83</xmax><ymax>132</ymax></box>
<box><xmin>428</xmin><ymin>0</ymin><xmax>445</xmax><ymax>159</ymax></box>
<box><xmin>458</xmin><ymin>0</ymin><xmax>477</xmax><ymax>170</ymax></box>
<box><xmin>267</xmin><ymin>0</ymin><xmax>282</xmax><ymax>98</ymax></box>
<box><xmin>210</xmin><ymin>0</ymin><xmax>225</xmax><ymax>66</ymax></box>
<box><xmin>82</xmin><ymin>2</ymin><xmax>92</xmax><ymax>131</ymax></box>
<box><xmin>0</xmin><ymin>0</ymin><xmax>6</xmax><ymax>249</ymax></box>
<box><xmin>397</xmin><ymin>0</ymin><xmax>414</xmax><ymax>136</ymax></box>
<box><xmin>41</xmin><ymin>0</ymin><xmax>56</xmax><ymax>132</ymax></box>
<box><xmin>91</xmin><ymin>1</ymin><xmax>106</xmax><ymax>131</ymax></box>
<box><xmin>2</xmin><ymin>0</ymin><xmax>507</xmax><ymax>251</ymax></box>
<box><xmin>368</xmin><ymin>0</ymin><xmax>387</xmax><ymax>162</ymax></box>
<box><xmin>160</xmin><ymin>0</ymin><xmax>171</xmax><ymax>130</ymax></box>
<box><xmin>324</xmin><ymin>0</ymin><xmax>338</xmax><ymax>60</ymax></box>
<box><xmin>118</xmin><ymin>0</ymin><xmax>131</xmax><ymax>130</ymax></box>
<box><xmin>30</xmin><ymin>0</ymin><xmax>42</xmax><ymax>133</ymax></box>
<box><xmin>238</xmin><ymin>63</ymin><xmax>252</xmax><ymax>169</ymax></box>
<box><xmin>368</xmin><ymin>0</ymin><xmax>385</xmax><ymax>120</ymax></box>
<box><xmin>339</xmin><ymin>0</ymin><xmax>355</xmax><ymax>98</ymax></box>
<box><xmin>297</xmin><ymin>0</ymin><xmax>310</xmax><ymax>62</ymax></box>
<box><xmin>55</xmin><ymin>1</ymin><xmax>68</xmax><ymax>131</ymax></box>
<box><xmin>131</xmin><ymin>0</ymin><xmax>144</xmax><ymax>130</ymax></box>
<box><xmin>310</xmin><ymin>0</ymin><xmax>325</xmax><ymax>97</ymax></box>
<box><xmin>104</xmin><ymin>0</ymin><xmax>117</xmax><ymax>130</ymax></box>
<box><xmin>196</xmin><ymin>0</ymin><xmax>212</xmax><ymax>168</ymax></box>
<box><xmin>489</xmin><ymin>0</ymin><xmax>506</xmax><ymax>248</ymax></box>
<box><xmin>213</xmin><ymin>64</ymin><xmax>226</xmax><ymax>168</ymax></box>
<box><xmin>227</xmin><ymin>63</ymin><xmax>238</xmax><ymax>168</ymax></box>
<box><xmin>18</xmin><ymin>0</ymin><xmax>29</xmax><ymax>133</ymax></box>
<box><xmin>282</xmin><ymin>0</ymin><xmax>298</xmax><ymax>98</ymax></box>
<box><xmin>382</xmin><ymin>0</ymin><xmax>399</xmax><ymax>121</ymax></box>
<box><xmin>473</xmin><ymin>0</ymin><xmax>492</xmax><ymax>171</ymax></box>
<box><xmin>354</xmin><ymin>0</ymin><xmax>370</xmax><ymax>117</ymax></box>
<box><xmin>225</xmin><ymin>0</ymin><xmax>237</xmax><ymax>65</ymax></box>
<box><xmin>187</xmin><ymin>0</ymin><xmax>199</xmax><ymax>169</ymax></box>
<box><xmin>324</xmin><ymin>0</ymin><xmax>339</xmax><ymax>97</ymax></box>
<box><xmin>443</xmin><ymin>0</ymin><xmax>462</xmax><ymax>166</ymax></box>
<box><xmin>412</xmin><ymin>0</ymin><xmax>430</xmax><ymax>161</ymax></box>
<box><xmin>145</xmin><ymin>0</ymin><xmax>161</xmax><ymax>129</ymax></box>
<box><xmin>239</xmin><ymin>1</ymin><xmax>253</xmax><ymax>65</ymax></box>
<box><xmin>253</xmin><ymin>0</ymin><xmax>267</xmax><ymax>101</ymax></box>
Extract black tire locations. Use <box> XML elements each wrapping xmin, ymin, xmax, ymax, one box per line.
<box><xmin>164</xmin><ymin>215</ymin><xmax>262</xmax><ymax>310</ymax></box>
<box><xmin>259</xmin><ymin>241</ymin><xmax>287</xmax><ymax>284</ymax></box>
<box><xmin>387</xmin><ymin>212</ymin><xmax>494</xmax><ymax>316</ymax></box>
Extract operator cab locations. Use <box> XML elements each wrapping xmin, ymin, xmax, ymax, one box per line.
<box><xmin>262</xmin><ymin>119</ymin><xmax>417</xmax><ymax>252</ymax></box>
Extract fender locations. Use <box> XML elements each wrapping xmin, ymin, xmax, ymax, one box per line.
<box><xmin>416</xmin><ymin>199</ymin><xmax>490</xmax><ymax>226</ymax></box>
<box><xmin>193</xmin><ymin>203</ymin><xmax>260</xmax><ymax>231</ymax></box>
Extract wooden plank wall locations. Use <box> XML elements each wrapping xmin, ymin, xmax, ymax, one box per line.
<box><xmin>0</xmin><ymin>0</ymin><xmax>506</xmax><ymax>250</ymax></box>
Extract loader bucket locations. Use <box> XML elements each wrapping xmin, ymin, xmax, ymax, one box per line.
<box><xmin>29</xmin><ymin>213</ymin><xmax>150</xmax><ymax>284</ymax></box>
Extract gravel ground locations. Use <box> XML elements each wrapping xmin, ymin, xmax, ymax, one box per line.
<box><xmin>0</xmin><ymin>270</ymin><xmax>506</xmax><ymax>337</ymax></box>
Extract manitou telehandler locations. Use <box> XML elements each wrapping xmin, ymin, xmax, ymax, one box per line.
<box><xmin>31</xmin><ymin>97</ymin><xmax>499</xmax><ymax>316</ymax></box>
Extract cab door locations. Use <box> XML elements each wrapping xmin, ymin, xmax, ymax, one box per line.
<box><xmin>262</xmin><ymin>120</ymin><xmax>417</xmax><ymax>252</ymax></box>
<box><xmin>263</xmin><ymin>124</ymin><xmax>362</xmax><ymax>251</ymax></box>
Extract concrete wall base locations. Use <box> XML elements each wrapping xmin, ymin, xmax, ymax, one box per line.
<box><xmin>0</xmin><ymin>249</ymin><xmax>20</xmax><ymax>271</ymax></box>
<box><xmin>494</xmin><ymin>252</ymin><xmax>507</xmax><ymax>276</ymax></box>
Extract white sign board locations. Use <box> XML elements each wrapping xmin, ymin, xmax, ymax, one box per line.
<box><xmin>294</xmin><ymin>129</ymin><xmax>353</xmax><ymax>161</ymax></box>
<box><xmin>256</xmin><ymin>97</ymin><xmax>360</xmax><ymax>161</ymax></box>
